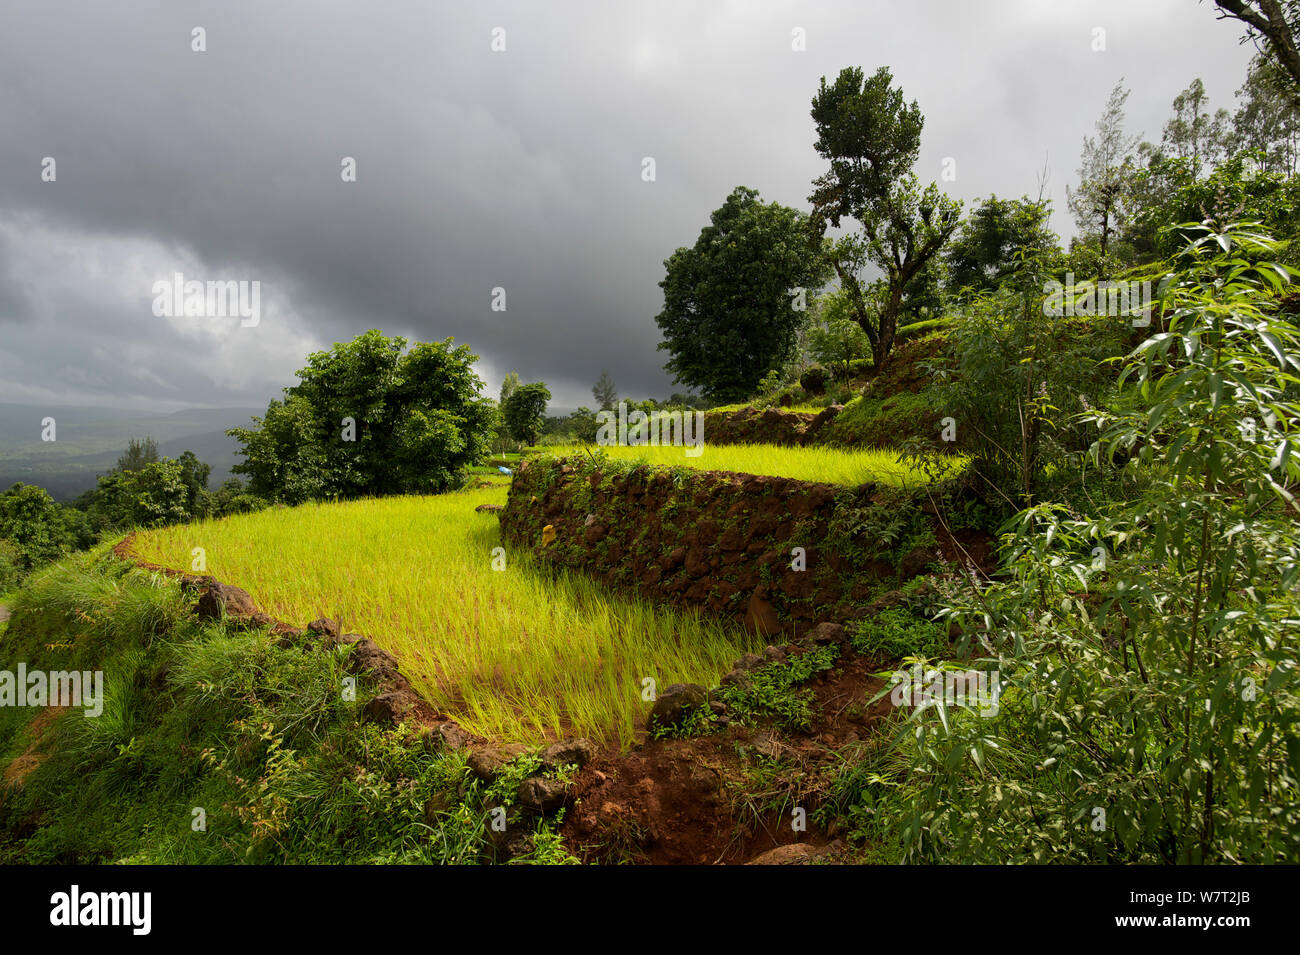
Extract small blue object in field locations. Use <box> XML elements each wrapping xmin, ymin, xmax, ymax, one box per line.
<box><xmin>498</xmin><ymin>466</ymin><xmax>512</xmax><ymax>475</ymax></box>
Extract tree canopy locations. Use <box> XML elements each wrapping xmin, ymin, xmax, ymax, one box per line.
<box><xmin>655</xmin><ymin>185</ymin><xmax>830</xmax><ymax>402</ymax></box>
<box><xmin>228</xmin><ymin>330</ymin><xmax>494</xmax><ymax>503</ymax></box>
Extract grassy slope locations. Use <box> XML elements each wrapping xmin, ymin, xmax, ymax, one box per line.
<box><xmin>130</xmin><ymin>485</ymin><xmax>762</xmax><ymax>748</ymax></box>
<box><xmin>0</xmin><ymin>547</ymin><xmax>576</xmax><ymax>864</ymax></box>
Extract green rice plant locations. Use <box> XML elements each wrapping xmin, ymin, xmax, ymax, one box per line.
<box><xmin>131</xmin><ymin>487</ymin><xmax>762</xmax><ymax>748</ymax></box>
<box><xmin>540</xmin><ymin>442</ymin><xmax>960</xmax><ymax>488</ymax></box>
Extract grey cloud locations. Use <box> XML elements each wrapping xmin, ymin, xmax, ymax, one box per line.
<box><xmin>0</xmin><ymin>0</ymin><xmax>1256</xmax><ymax>412</ymax></box>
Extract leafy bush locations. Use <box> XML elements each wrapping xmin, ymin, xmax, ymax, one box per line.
<box><xmin>228</xmin><ymin>330</ymin><xmax>495</xmax><ymax>503</ymax></box>
<box><xmin>875</xmin><ymin>224</ymin><xmax>1300</xmax><ymax>863</ymax></box>
<box><xmin>0</xmin><ymin>483</ymin><xmax>77</xmax><ymax>569</ymax></box>
<box><xmin>927</xmin><ymin>253</ymin><xmax>1128</xmax><ymax>512</ymax></box>
<box><xmin>850</xmin><ymin>607</ymin><xmax>948</xmax><ymax>659</ymax></box>
<box><xmin>0</xmin><ymin>538</ymin><xmax>21</xmax><ymax>592</ymax></box>
<box><xmin>799</xmin><ymin>364</ymin><xmax>831</xmax><ymax>395</ymax></box>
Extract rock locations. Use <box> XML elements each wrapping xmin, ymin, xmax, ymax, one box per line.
<box><xmin>467</xmin><ymin>744</ymin><xmax>529</xmax><ymax>782</ymax></box>
<box><xmin>360</xmin><ymin>689</ymin><xmax>418</xmax><ymax>725</ymax></box>
<box><xmin>763</xmin><ymin>645</ymin><xmax>788</xmax><ymax>663</ymax></box>
<box><xmin>541</xmin><ymin>738</ymin><xmax>596</xmax><ymax>772</ymax></box>
<box><xmin>720</xmin><ymin>668</ymin><xmax>753</xmax><ymax>691</ymax></box>
<box><xmin>276</xmin><ymin>628</ymin><xmax>307</xmax><ymax>649</ymax></box>
<box><xmin>744</xmin><ymin>592</ymin><xmax>783</xmax><ymax>637</ymax></box>
<box><xmin>196</xmin><ymin>582</ymin><xmax>257</xmax><ymax>621</ymax></box>
<box><xmin>307</xmin><ymin>617</ymin><xmax>340</xmax><ymax>638</ymax></box>
<box><xmin>746</xmin><ymin>843</ymin><xmax>820</xmax><ymax>865</ymax></box>
<box><xmin>345</xmin><ymin>637</ymin><xmax>399</xmax><ymax>674</ymax></box>
<box><xmin>808</xmin><ymin>622</ymin><xmax>846</xmax><ymax>646</ymax></box>
<box><xmin>487</xmin><ymin>823</ymin><xmax>535</xmax><ymax>861</ymax></box>
<box><xmin>424</xmin><ymin>721</ymin><xmax>471</xmax><ymax>753</ymax></box>
<box><xmin>246</xmin><ymin>612</ymin><xmax>276</xmax><ymax>630</ymax></box>
<box><xmin>647</xmin><ymin>683</ymin><xmax>708</xmax><ymax>734</ymax></box>
<box><xmin>899</xmin><ymin>546</ymin><xmax>933</xmax><ymax>579</ymax></box>
<box><xmin>733</xmin><ymin>652</ymin><xmax>765</xmax><ymax>672</ymax></box>
<box><xmin>178</xmin><ymin>575</ymin><xmax>212</xmax><ymax>595</ymax></box>
<box><xmin>516</xmin><ymin>776</ymin><xmax>571</xmax><ymax>812</ymax></box>
<box><xmin>868</xmin><ymin>591</ymin><xmax>906</xmax><ymax>612</ymax></box>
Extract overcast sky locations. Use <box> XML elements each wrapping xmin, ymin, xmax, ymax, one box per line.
<box><xmin>0</xmin><ymin>0</ymin><xmax>1258</xmax><ymax>414</ymax></box>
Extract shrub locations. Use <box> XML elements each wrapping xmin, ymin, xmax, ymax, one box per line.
<box><xmin>799</xmin><ymin>364</ymin><xmax>831</xmax><ymax>395</ymax></box>
<box><xmin>876</xmin><ymin>223</ymin><xmax>1300</xmax><ymax>863</ymax></box>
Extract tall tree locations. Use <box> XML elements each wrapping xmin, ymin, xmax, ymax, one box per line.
<box><xmin>1162</xmin><ymin>78</ymin><xmax>1232</xmax><ymax>176</ymax></box>
<box><xmin>1234</xmin><ymin>53</ymin><xmax>1300</xmax><ymax>173</ymax></box>
<box><xmin>592</xmin><ymin>370</ymin><xmax>618</xmax><ymax>411</ymax></box>
<box><xmin>502</xmin><ymin>382</ymin><xmax>551</xmax><ymax>447</ymax></box>
<box><xmin>655</xmin><ymin>186</ymin><xmax>830</xmax><ymax>402</ymax></box>
<box><xmin>499</xmin><ymin>371</ymin><xmax>521</xmax><ymax>407</ymax></box>
<box><xmin>117</xmin><ymin>436</ymin><xmax>159</xmax><ymax>473</ymax></box>
<box><xmin>808</xmin><ymin>66</ymin><xmax>961</xmax><ymax>369</ymax></box>
<box><xmin>1067</xmin><ymin>80</ymin><xmax>1141</xmax><ymax>277</ymax></box>
<box><xmin>1214</xmin><ymin>0</ymin><xmax>1300</xmax><ymax>102</ymax></box>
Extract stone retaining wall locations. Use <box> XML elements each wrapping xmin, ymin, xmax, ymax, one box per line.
<box><xmin>498</xmin><ymin>455</ymin><xmax>988</xmax><ymax>635</ymax></box>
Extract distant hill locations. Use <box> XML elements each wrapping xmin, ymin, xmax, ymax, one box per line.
<box><xmin>0</xmin><ymin>403</ymin><xmax>264</xmax><ymax>501</ymax></box>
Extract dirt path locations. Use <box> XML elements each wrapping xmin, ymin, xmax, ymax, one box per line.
<box><xmin>0</xmin><ymin>603</ymin><xmax>9</xmax><ymax>623</ymax></box>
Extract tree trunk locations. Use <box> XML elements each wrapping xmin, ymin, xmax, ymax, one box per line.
<box><xmin>874</xmin><ymin>282</ymin><xmax>904</xmax><ymax>370</ymax></box>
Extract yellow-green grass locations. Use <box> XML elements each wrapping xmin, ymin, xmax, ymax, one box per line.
<box><xmin>539</xmin><ymin>442</ymin><xmax>962</xmax><ymax>488</ymax></box>
<box><xmin>130</xmin><ymin>486</ymin><xmax>762</xmax><ymax>749</ymax></box>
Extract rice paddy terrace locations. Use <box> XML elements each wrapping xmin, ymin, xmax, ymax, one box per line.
<box><xmin>128</xmin><ymin>443</ymin><xmax>954</xmax><ymax>748</ymax></box>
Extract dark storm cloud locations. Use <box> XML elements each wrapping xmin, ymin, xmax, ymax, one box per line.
<box><xmin>0</xmin><ymin>0</ymin><xmax>1255</xmax><ymax>412</ymax></box>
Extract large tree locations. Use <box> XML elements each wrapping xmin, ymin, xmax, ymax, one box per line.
<box><xmin>229</xmin><ymin>330</ymin><xmax>494</xmax><ymax>502</ymax></box>
<box><xmin>1215</xmin><ymin>0</ymin><xmax>1300</xmax><ymax>102</ymax></box>
<box><xmin>655</xmin><ymin>186</ymin><xmax>830</xmax><ymax>402</ymax></box>
<box><xmin>808</xmin><ymin>66</ymin><xmax>961</xmax><ymax>369</ymax></box>
<box><xmin>116</xmin><ymin>436</ymin><xmax>159</xmax><ymax>473</ymax></box>
<box><xmin>1161</xmin><ymin>78</ymin><xmax>1232</xmax><ymax>176</ymax></box>
<box><xmin>502</xmin><ymin>382</ymin><xmax>551</xmax><ymax>447</ymax></box>
<box><xmin>1234</xmin><ymin>53</ymin><xmax>1300</xmax><ymax>174</ymax></box>
<box><xmin>1067</xmin><ymin>80</ymin><xmax>1141</xmax><ymax>278</ymax></box>
<box><xmin>591</xmin><ymin>370</ymin><xmax>618</xmax><ymax>411</ymax></box>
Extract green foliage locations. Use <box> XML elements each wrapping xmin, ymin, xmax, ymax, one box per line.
<box><xmin>945</xmin><ymin>194</ymin><xmax>1061</xmax><ymax>294</ymax></box>
<box><xmin>927</xmin><ymin>253</ymin><xmax>1129</xmax><ymax>512</ymax></box>
<box><xmin>818</xmin><ymin>390</ymin><xmax>937</xmax><ymax>449</ymax></box>
<box><xmin>655</xmin><ymin>185</ymin><xmax>831</xmax><ymax>402</ymax></box>
<box><xmin>81</xmin><ymin>458</ymin><xmax>198</xmax><ymax>530</ymax></box>
<box><xmin>503</xmin><ymin>382</ymin><xmax>551</xmax><ymax>447</ymax></box>
<box><xmin>875</xmin><ymin>223</ymin><xmax>1300</xmax><ymax>864</ymax></box>
<box><xmin>592</xmin><ymin>370</ymin><xmax>618</xmax><ymax>411</ymax></box>
<box><xmin>0</xmin><ymin>483</ymin><xmax>78</xmax><ymax>570</ymax></box>
<box><xmin>809</xmin><ymin>66</ymin><xmax>961</xmax><ymax>368</ymax></box>
<box><xmin>721</xmin><ymin>644</ymin><xmax>840</xmax><ymax>732</ymax></box>
<box><xmin>0</xmin><ymin>550</ymin><xmax>574</xmax><ymax>864</ymax></box>
<box><xmin>1130</xmin><ymin>153</ymin><xmax>1300</xmax><ymax>265</ymax></box>
<box><xmin>116</xmin><ymin>436</ymin><xmax>159</xmax><ymax>473</ymax></box>
<box><xmin>799</xmin><ymin>364</ymin><xmax>831</xmax><ymax>395</ymax></box>
<box><xmin>850</xmin><ymin>607</ymin><xmax>948</xmax><ymax>659</ymax></box>
<box><xmin>807</xmin><ymin>287</ymin><xmax>872</xmax><ymax>380</ymax></box>
<box><xmin>207</xmin><ymin>477</ymin><xmax>269</xmax><ymax>518</ymax></box>
<box><xmin>0</xmin><ymin>538</ymin><xmax>22</xmax><ymax>592</ymax></box>
<box><xmin>228</xmin><ymin>330</ymin><xmax>495</xmax><ymax>503</ymax></box>
<box><xmin>1232</xmin><ymin>53</ymin><xmax>1300</xmax><ymax>176</ymax></box>
<box><xmin>1067</xmin><ymin>80</ymin><xmax>1141</xmax><ymax>277</ymax></box>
